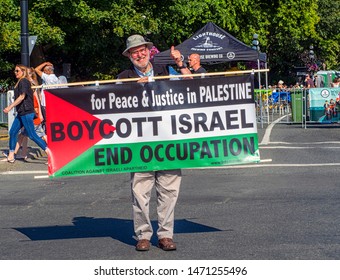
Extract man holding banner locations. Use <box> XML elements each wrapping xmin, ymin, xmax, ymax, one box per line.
<box><xmin>118</xmin><ymin>34</ymin><xmax>187</xmax><ymax>251</ymax></box>
<box><xmin>44</xmin><ymin>34</ymin><xmax>260</xmax><ymax>251</ymax></box>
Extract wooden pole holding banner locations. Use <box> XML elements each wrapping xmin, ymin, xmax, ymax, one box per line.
<box><xmin>32</xmin><ymin>69</ymin><xmax>270</xmax><ymax>89</ymax></box>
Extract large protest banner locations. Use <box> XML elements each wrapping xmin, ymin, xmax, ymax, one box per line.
<box><xmin>45</xmin><ymin>74</ymin><xmax>260</xmax><ymax>178</ymax></box>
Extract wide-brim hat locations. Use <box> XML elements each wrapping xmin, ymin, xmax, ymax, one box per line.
<box><xmin>122</xmin><ymin>34</ymin><xmax>153</xmax><ymax>57</ymax></box>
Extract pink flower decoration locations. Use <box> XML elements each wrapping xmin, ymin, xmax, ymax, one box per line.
<box><xmin>149</xmin><ymin>46</ymin><xmax>160</xmax><ymax>59</ymax></box>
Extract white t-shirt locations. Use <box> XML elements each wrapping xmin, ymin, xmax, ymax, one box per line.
<box><xmin>41</xmin><ymin>73</ymin><xmax>59</xmax><ymax>106</ymax></box>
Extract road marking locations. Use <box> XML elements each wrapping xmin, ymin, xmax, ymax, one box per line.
<box><xmin>260</xmin><ymin>146</ymin><xmax>340</xmax><ymax>149</ymax></box>
<box><xmin>268</xmin><ymin>141</ymin><xmax>340</xmax><ymax>145</ymax></box>
<box><xmin>260</xmin><ymin>115</ymin><xmax>288</xmax><ymax>145</ymax></box>
<box><xmin>34</xmin><ymin>175</ymin><xmax>49</xmax><ymax>179</ymax></box>
<box><xmin>0</xmin><ymin>170</ymin><xmax>50</xmax><ymax>179</ymax></box>
<box><xmin>0</xmin><ymin>170</ymin><xmax>47</xmax><ymax>175</ymax></box>
<box><xmin>259</xmin><ymin>159</ymin><xmax>272</xmax><ymax>163</ymax></box>
<box><xmin>195</xmin><ymin>162</ymin><xmax>340</xmax><ymax>169</ymax></box>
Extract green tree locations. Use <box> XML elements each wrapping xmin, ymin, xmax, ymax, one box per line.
<box><xmin>0</xmin><ymin>0</ymin><xmax>65</xmax><ymax>85</ymax></box>
<box><xmin>316</xmin><ymin>0</ymin><xmax>340</xmax><ymax>70</ymax></box>
<box><xmin>251</xmin><ymin>0</ymin><xmax>320</xmax><ymax>84</ymax></box>
<box><xmin>0</xmin><ymin>0</ymin><xmax>338</xmax><ymax>86</ymax></box>
<box><xmin>0</xmin><ymin>0</ymin><xmax>21</xmax><ymax>72</ymax></box>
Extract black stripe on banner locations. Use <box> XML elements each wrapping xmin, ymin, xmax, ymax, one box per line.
<box><xmin>47</xmin><ymin>75</ymin><xmax>254</xmax><ymax>115</ymax></box>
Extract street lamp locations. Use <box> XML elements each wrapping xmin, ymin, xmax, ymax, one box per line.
<box><xmin>309</xmin><ymin>45</ymin><xmax>314</xmax><ymax>61</ymax></box>
<box><xmin>252</xmin><ymin>34</ymin><xmax>260</xmax><ymax>51</ymax></box>
<box><xmin>308</xmin><ymin>45</ymin><xmax>317</xmax><ymax>76</ymax></box>
<box><xmin>251</xmin><ymin>34</ymin><xmax>261</xmax><ymax>89</ymax></box>
<box><xmin>251</xmin><ymin>33</ymin><xmax>263</xmax><ymax>127</ymax></box>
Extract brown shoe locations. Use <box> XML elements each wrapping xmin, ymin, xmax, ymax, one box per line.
<box><xmin>158</xmin><ymin>238</ymin><xmax>176</xmax><ymax>251</ymax></box>
<box><xmin>135</xmin><ymin>239</ymin><xmax>150</xmax><ymax>251</ymax></box>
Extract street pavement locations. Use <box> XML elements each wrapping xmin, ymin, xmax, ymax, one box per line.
<box><xmin>0</xmin><ymin>116</ymin><xmax>340</xmax><ymax>260</ymax></box>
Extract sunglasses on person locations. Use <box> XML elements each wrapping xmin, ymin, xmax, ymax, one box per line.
<box><xmin>14</xmin><ymin>69</ymin><xmax>21</xmax><ymax>73</ymax></box>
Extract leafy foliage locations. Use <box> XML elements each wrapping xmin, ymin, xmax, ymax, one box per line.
<box><xmin>0</xmin><ymin>0</ymin><xmax>338</xmax><ymax>87</ymax></box>
<box><xmin>316</xmin><ymin>0</ymin><xmax>340</xmax><ymax>69</ymax></box>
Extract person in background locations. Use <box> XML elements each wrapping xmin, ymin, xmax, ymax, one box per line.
<box><xmin>34</xmin><ymin>61</ymin><xmax>59</xmax><ymax>131</ymax></box>
<box><xmin>324</xmin><ymin>100</ymin><xmax>332</xmax><ymax>120</ymax></box>
<box><xmin>314</xmin><ymin>74</ymin><xmax>325</xmax><ymax>87</ymax></box>
<box><xmin>294</xmin><ymin>82</ymin><xmax>301</xmax><ymax>89</ymax></box>
<box><xmin>170</xmin><ymin>46</ymin><xmax>193</xmax><ymax>77</ymax></box>
<box><xmin>329</xmin><ymin>98</ymin><xmax>337</xmax><ymax>117</ymax></box>
<box><xmin>28</xmin><ymin>67</ymin><xmax>45</xmax><ymax>141</ymax></box>
<box><xmin>188</xmin><ymin>53</ymin><xmax>207</xmax><ymax>75</ymax></box>
<box><xmin>304</xmin><ymin>74</ymin><xmax>315</xmax><ymax>88</ymax></box>
<box><xmin>2</xmin><ymin>65</ymin><xmax>49</xmax><ymax>163</ymax></box>
<box><xmin>57</xmin><ymin>75</ymin><xmax>68</xmax><ymax>88</ymax></box>
<box><xmin>10</xmin><ymin>68</ymin><xmax>46</xmax><ymax>160</ymax></box>
<box><xmin>331</xmin><ymin>77</ymin><xmax>339</xmax><ymax>88</ymax></box>
<box><xmin>34</xmin><ymin>61</ymin><xmax>59</xmax><ymax>101</ymax></box>
<box><xmin>278</xmin><ymin>80</ymin><xmax>284</xmax><ymax>91</ymax></box>
<box><xmin>117</xmin><ymin>34</ymin><xmax>184</xmax><ymax>252</ymax></box>
<box><xmin>336</xmin><ymin>92</ymin><xmax>340</xmax><ymax>108</ymax></box>
<box><xmin>19</xmin><ymin>68</ymin><xmax>47</xmax><ymax>159</ymax></box>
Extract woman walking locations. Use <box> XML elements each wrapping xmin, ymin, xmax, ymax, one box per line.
<box><xmin>3</xmin><ymin>64</ymin><xmax>48</xmax><ymax>163</ymax></box>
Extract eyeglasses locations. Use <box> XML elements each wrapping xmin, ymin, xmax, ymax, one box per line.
<box><xmin>130</xmin><ymin>47</ymin><xmax>147</xmax><ymax>58</ymax></box>
<box><xmin>14</xmin><ymin>69</ymin><xmax>21</xmax><ymax>73</ymax></box>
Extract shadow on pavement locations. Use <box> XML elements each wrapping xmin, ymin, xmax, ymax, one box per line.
<box><xmin>13</xmin><ymin>216</ymin><xmax>224</xmax><ymax>247</ymax></box>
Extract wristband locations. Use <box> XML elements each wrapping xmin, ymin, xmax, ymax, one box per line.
<box><xmin>178</xmin><ymin>62</ymin><xmax>187</xmax><ymax>69</ymax></box>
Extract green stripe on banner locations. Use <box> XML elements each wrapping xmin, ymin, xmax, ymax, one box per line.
<box><xmin>51</xmin><ymin>133</ymin><xmax>260</xmax><ymax>178</ymax></box>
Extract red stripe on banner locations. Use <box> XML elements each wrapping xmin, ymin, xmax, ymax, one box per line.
<box><xmin>45</xmin><ymin>91</ymin><xmax>116</xmax><ymax>176</ymax></box>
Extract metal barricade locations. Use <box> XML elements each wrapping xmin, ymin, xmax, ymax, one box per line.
<box><xmin>255</xmin><ymin>88</ymin><xmax>309</xmax><ymax>127</ymax></box>
<box><xmin>255</xmin><ymin>89</ymin><xmax>271</xmax><ymax>127</ymax></box>
<box><xmin>0</xmin><ymin>91</ymin><xmax>15</xmax><ymax>127</ymax></box>
<box><xmin>0</xmin><ymin>92</ymin><xmax>8</xmax><ymax>124</ymax></box>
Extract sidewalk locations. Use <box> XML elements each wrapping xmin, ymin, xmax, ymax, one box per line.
<box><xmin>0</xmin><ymin>124</ymin><xmax>47</xmax><ymax>172</ymax></box>
<box><xmin>0</xmin><ymin>124</ymin><xmax>7</xmax><ymax>140</ymax></box>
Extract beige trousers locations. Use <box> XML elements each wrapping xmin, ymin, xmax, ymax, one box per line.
<box><xmin>131</xmin><ymin>169</ymin><xmax>182</xmax><ymax>240</ymax></box>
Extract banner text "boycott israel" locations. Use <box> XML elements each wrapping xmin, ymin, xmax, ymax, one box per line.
<box><xmin>45</xmin><ymin>74</ymin><xmax>260</xmax><ymax>178</ymax></box>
